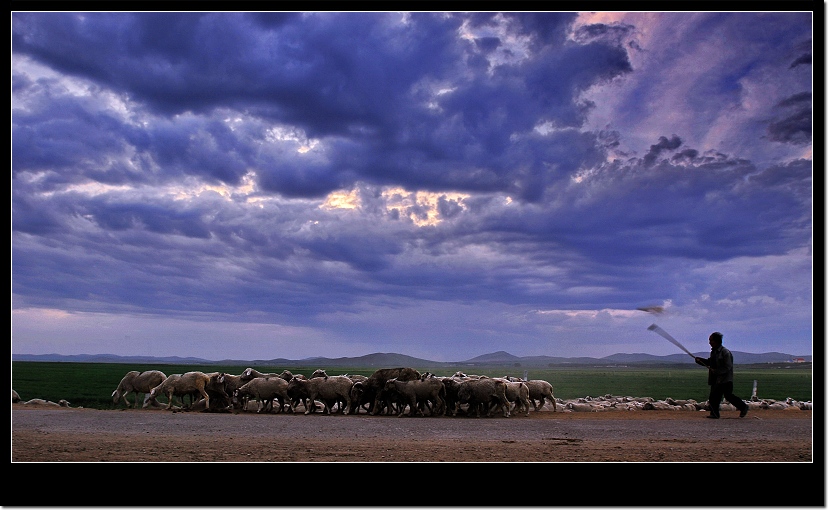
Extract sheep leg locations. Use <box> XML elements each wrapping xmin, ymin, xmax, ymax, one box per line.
<box><xmin>306</xmin><ymin>393</ymin><xmax>320</xmax><ymax>415</ymax></box>
<box><xmin>500</xmin><ymin>397</ymin><xmax>510</xmax><ymax>418</ymax></box>
<box><xmin>399</xmin><ymin>397</ymin><xmax>412</xmax><ymax>417</ymax></box>
<box><xmin>418</xmin><ymin>398</ymin><xmax>430</xmax><ymax>417</ymax></box>
<box><xmin>117</xmin><ymin>391</ymin><xmax>131</xmax><ymax>408</ymax></box>
<box><xmin>435</xmin><ymin>396</ymin><xmax>446</xmax><ymax>416</ymax></box>
<box><xmin>370</xmin><ymin>396</ymin><xmax>385</xmax><ymax>416</ymax></box>
<box><xmin>198</xmin><ymin>389</ymin><xmax>210</xmax><ymax>412</ymax></box>
<box><xmin>476</xmin><ymin>402</ymin><xmax>485</xmax><ymax>418</ymax></box>
<box><xmin>428</xmin><ymin>398</ymin><xmax>436</xmax><ymax>416</ymax></box>
<box><xmin>325</xmin><ymin>397</ymin><xmax>339</xmax><ymax>415</ymax></box>
<box><xmin>420</xmin><ymin>399</ymin><xmax>431</xmax><ymax>416</ymax></box>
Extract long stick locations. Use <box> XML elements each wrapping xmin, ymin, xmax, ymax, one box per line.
<box><xmin>647</xmin><ymin>324</ymin><xmax>696</xmax><ymax>359</ymax></box>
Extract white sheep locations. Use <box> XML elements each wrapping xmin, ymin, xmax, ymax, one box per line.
<box><xmin>504</xmin><ymin>377</ymin><xmax>557</xmax><ymax>412</ymax></box>
<box><xmin>456</xmin><ymin>378</ymin><xmax>511</xmax><ymax>418</ymax></box>
<box><xmin>493</xmin><ymin>378</ymin><xmax>531</xmax><ymax>416</ymax></box>
<box><xmin>22</xmin><ymin>398</ymin><xmax>71</xmax><ymax>407</ymax></box>
<box><xmin>148</xmin><ymin>372</ymin><xmax>211</xmax><ymax>411</ymax></box>
<box><xmin>287</xmin><ymin>375</ymin><xmax>354</xmax><ymax>415</ymax></box>
<box><xmin>233</xmin><ymin>377</ymin><xmax>295</xmax><ymax>414</ymax></box>
<box><xmin>239</xmin><ymin>367</ymin><xmax>281</xmax><ymax>383</ymax></box>
<box><xmin>13</xmin><ymin>389</ymin><xmax>21</xmax><ymax>403</ymax></box>
<box><xmin>382</xmin><ymin>377</ymin><xmax>447</xmax><ymax>417</ymax></box>
<box><xmin>112</xmin><ymin>370</ymin><xmax>168</xmax><ymax>408</ymax></box>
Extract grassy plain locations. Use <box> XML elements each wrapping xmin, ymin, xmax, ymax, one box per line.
<box><xmin>11</xmin><ymin>361</ymin><xmax>812</xmax><ymax>410</ymax></box>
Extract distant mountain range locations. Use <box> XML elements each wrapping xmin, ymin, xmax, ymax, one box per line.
<box><xmin>11</xmin><ymin>349</ymin><xmax>812</xmax><ymax>367</ymax></box>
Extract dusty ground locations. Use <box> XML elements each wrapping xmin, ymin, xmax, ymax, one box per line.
<box><xmin>11</xmin><ymin>404</ymin><xmax>820</xmax><ymax>507</ymax></box>
<box><xmin>12</xmin><ymin>403</ymin><xmax>812</xmax><ymax>463</ymax></box>
<box><xmin>12</xmin><ymin>404</ymin><xmax>825</xmax><ymax>509</ymax></box>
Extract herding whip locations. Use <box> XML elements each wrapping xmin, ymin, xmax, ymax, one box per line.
<box><xmin>647</xmin><ymin>323</ymin><xmax>696</xmax><ymax>359</ymax></box>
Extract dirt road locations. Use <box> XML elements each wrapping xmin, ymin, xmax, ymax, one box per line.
<box><xmin>11</xmin><ymin>404</ymin><xmax>819</xmax><ymax>507</ymax></box>
<box><xmin>12</xmin><ymin>404</ymin><xmax>812</xmax><ymax>462</ymax></box>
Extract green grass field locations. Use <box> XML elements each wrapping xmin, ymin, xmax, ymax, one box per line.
<box><xmin>11</xmin><ymin>361</ymin><xmax>812</xmax><ymax>410</ymax></box>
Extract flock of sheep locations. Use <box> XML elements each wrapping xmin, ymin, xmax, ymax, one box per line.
<box><xmin>12</xmin><ymin>366</ymin><xmax>812</xmax><ymax>416</ymax></box>
<box><xmin>110</xmin><ymin>366</ymin><xmax>554</xmax><ymax>417</ymax></box>
<box><xmin>104</xmin><ymin>366</ymin><xmax>813</xmax><ymax>417</ymax></box>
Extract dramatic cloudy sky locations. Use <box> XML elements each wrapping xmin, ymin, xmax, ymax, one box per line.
<box><xmin>12</xmin><ymin>11</ymin><xmax>813</xmax><ymax>362</ymax></box>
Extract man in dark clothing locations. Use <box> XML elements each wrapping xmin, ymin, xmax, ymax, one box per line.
<box><xmin>695</xmin><ymin>331</ymin><xmax>749</xmax><ymax>419</ymax></box>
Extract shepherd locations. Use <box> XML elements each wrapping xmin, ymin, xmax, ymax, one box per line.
<box><xmin>694</xmin><ymin>331</ymin><xmax>749</xmax><ymax>419</ymax></box>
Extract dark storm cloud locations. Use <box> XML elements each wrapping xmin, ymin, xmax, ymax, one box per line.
<box><xmin>85</xmin><ymin>200</ymin><xmax>212</xmax><ymax>238</ymax></box>
<box><xmin>14</xmin><ymin>13</ymin><xmax>462</xmax><ymax>133</ymax></box>
<box><xmin>571</xmin><ymin>22</ymin><xmax>636</xmax><ymax>46</ymax></box>
<box><xmin>500</xmin><ymin>12</ymin><xmax>576</xmax><ymax>50</ymax></box>
<box><xmin>12</xmin><ymin>12</ymin><xmax>633</xmax><ymax>202</ymax></box>
<box><xmin>767</xmin><ymin>92</ymin><xmax>812</xmax><ymax>145</ymax></box>
<box><xmin>476</xmin><ymin>144</ymin><xmax>808</xmax><ymax>263</ymax></box>
<box><xmin>642</xmin><ymin>135</ymin><xmax>682</xmax><ymax>168</ymax></box>
<box><xmin>11</xmin><ymin>187</ymin><xmax>65</xmax><ymax>235</ymax></box>
<box><xmin>11</xmin><ymin>82</ymin><xmax>251</xmax><ymax>190</ymax></box>
<box><xmin>12</xmin><ymin>86</ymin><xmax>135</xmax><ymax>186</ymax></box>
<box><xmin>788</xmin><ymin>53</ymin><xmax>811</xmax><ymax>69</ymax></box>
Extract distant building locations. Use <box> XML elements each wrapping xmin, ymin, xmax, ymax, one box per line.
<box><xmin>792</xmin><ymin>357</ymin><xmax>806</xmax><ymax>363</ymax></box>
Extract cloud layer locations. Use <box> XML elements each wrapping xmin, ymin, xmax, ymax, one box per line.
<box><xmin>12</xmin><ymin>12</ymin><xmax>813</xmax><ymax>361</ymax></box>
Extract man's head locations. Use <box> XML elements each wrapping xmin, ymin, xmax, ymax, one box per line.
<box><xmin>709</xmin><ymin>332</ymin><xmax>723</xmax><ymax>347</ymax></box>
